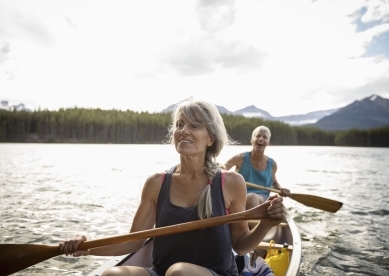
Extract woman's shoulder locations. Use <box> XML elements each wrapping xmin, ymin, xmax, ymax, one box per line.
<box><xmin>146</xmin><ymin>165</ymin><xmax>176</xmax><ymax>183</ymax></box>
<box><xmin>143</xmin><ymin>172</ymin><xmax>165</xmax><ymax>193</ymax></box>
<box><xmin>223</xmin><ymin>171</ymin><xmax>246</xmax><ymax>190</ymax></box>
<box><xmin>221</xmin><ymin>171</ymin><xmax>246</xmax><ymax>208</ymax></box>
<box><xmin>265</xmin><ymin>155</ymin><xmax>274</xmax><ymax>162</ymax></box>
<box><xmin>229</xmin><ymin>152</ymin><xmax>246</xmax><ymax>163</ymax></box>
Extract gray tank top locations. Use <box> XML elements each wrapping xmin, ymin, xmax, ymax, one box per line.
<box><xmin>152</xmin><ymin>166</ymin><xmax>238</xmax><ymax>276</ymax></box>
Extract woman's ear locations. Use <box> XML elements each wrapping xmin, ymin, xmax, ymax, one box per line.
<box><xmin>207</xmin><ymin>137</ymin><xmax>214</xmax><ymax>147</ymax></box>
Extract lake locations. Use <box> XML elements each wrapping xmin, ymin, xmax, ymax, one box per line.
<box><xmin>1</xmin><ymin>143</ymin><xmax>388</xmax><ymax>276</ymax></box>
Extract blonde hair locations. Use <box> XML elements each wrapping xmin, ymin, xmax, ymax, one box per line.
<box><xmin>166</xmin><ymin>99</ymin><xmax>235</xmax><ymax>219</ymax></box>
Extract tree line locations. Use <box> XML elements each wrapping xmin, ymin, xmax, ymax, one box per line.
<box><xmin>0</xmin><ymin>108</ymin><xmax>388</xmax><ymax>147</ymax></box>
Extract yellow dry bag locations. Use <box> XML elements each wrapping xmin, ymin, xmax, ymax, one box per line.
<box><xmin>264</xmin><ymin>240</ymin><xmax>289</xmax><ymax>276</ymax></box>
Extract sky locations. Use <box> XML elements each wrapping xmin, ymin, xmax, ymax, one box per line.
<box><xmin>1</xmin><ymin>0</ymin><xmax>389</xmax><ymax>116</ymax></box>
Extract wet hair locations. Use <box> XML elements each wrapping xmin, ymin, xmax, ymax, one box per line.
<box><xmin>251</xmin><ymin>125</ymin><xmax>271</xmax><ymax>143</ymax></box>
<box><xmin>166</xmin><ymin>99</ymin><xmax>235</xmax><ymax>219</ymax></box>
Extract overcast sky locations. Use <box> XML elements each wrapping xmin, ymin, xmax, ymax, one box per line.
<box><xmin>1</xmin><ymin>0</ymin><xmax>389</xmax><ymax>116</ymax></box>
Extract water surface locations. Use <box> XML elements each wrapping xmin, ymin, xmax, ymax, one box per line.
<box><xmin>1</xmin><ymin>144</ymin><xmax>388</xmax><ymax>275</ymax></box>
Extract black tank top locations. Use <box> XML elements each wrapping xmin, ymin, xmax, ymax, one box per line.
<box><xmin>152</xmin><ymin>166</ymin><xmax>238</xmax><ymax>276</ymax></box>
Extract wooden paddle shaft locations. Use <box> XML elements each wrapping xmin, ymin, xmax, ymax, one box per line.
<box><xmin>246</xmin><ymin>181</ymin><xmax>280</xmax><ymax>193</ymax></box>
<box><xmin>246</xmin><ymin>181</ymin><xmax>343</xmax><ymax>213</ymax></box>
<box><xmin>0</xmin><ymin>201</ymin><xmax>279</xmax><ymax>276</ymax></box>
<box><xmin>79</xmin><ymin>201</ymin><xmax>276</xmax><ymax>250</ymax></box>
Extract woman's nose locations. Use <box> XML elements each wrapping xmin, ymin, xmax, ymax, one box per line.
<box><xmin>180</xmin><ymin>124</ymin><xmax>188</xmax><ymax>133</ymax></box>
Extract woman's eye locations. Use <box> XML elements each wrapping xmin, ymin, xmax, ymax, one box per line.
<box><xmin>175</xmin><ymin>122</ymin><xmax>200</xmax><ymax>130</ymax></box>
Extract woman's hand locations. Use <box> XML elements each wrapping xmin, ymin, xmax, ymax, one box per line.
<box><xmin>279</xmin><ymin>188</ymin><xmax>291</xmax><ymax>197</ymax></box>
<box><xmin>59</xmin><ymin>235</ymin><xmax>89</xmax><ymax>257</ymax></box>
<box><xmin>264</xmin><ymin>194</ymin><xmax>286</xmax><ymax>226</ymax></box>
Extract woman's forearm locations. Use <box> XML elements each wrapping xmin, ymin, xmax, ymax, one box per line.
<box><xmin>233</xmin><ymin>222</ymin><xmax>273</xmax><ymax>255</ymax></box>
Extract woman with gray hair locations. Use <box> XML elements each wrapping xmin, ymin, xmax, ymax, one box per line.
<box><xmin>224</xmin><ymin>125</ymin><xmax>291</xmax><ymax>209</ymax></box>
<box><xmin>59</xmin><ymin>99</ymin><xmax>286</xmax><ymax>276</ymax></box>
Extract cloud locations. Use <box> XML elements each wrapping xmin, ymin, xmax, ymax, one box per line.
<box><xmin>158</xmin><ymin>35</ymin><xmax>216</xmax><ymax>76</ymax></box>
<box><xmin>352</xmin><ymin>76</ymin><xmax>389</xmax><ymax>98</ymax></box>
<box><xmin>348</xmin><ymin>1</ymin><xmax>389</xmax><ymax>57</ymax></box>
<box><xmin>0</xmin><ymin>0</ymin><xmax>388</xmax><ymax>116</ymax></box>
<box><xmin>361</xmin><ymin>0</ymin><xmax>389</xmax><ymax>23</ymax></box>
<box><xmin>215</xmin><ymin>41</ymin><xmax>267</xmax><ymax>71</ymax></box>
<box><xmin>0</xmin><ymin>41</ymin><xmax>11</xmax><ymax>63</ymax></box>
<box><xmin>345</xmin><ymin>56</ymin><xmax>389</xmax><ymax>97</ymax></box>
<box><xmin>159</xmin><ymin>34</ymin><xmax>267</xmax><ymax>76</ymax></box>
<box><xmin>0</xmin><ymin>41</ymin><xmax>15</xmax><ymax>80</ymax></box>
<box><xmin>0</xmin><ymin>3</ymin><xmax>54</xmax><ymax>47</ymax></box>
<box><xmin>64</xmin><ymin>16</ymin><xmax>78</xmax><ymax>31</ymax></box>
<box><xmin>361</xmin><ymin>23</ymin><xmax>389</xmax><ymax>57</ymax></box>
<box><xmin>196</xmin><ymin>0</ymin><xmax>236</xmax><ymax>32</ymax></box>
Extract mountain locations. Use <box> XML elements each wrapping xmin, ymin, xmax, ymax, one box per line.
<box><xmin>160</xmin><ymin>104</ymin><xmax>176</xmax><ymax>113</ymax></box>
<box><xmin>161</xmin><ymin>103</ymin><xmax>337</xmax><ymax>125</ymax></box>
<box><xmin>233</xmin><ymin>106</ymin><xmax>339</xmax><ymax>125</ymax></box>
<box><xmin>160</xmin><ymin>94</ymin><xmax>389</xmax><ymax>130</ymax></box>
<box><xmin>275</xmin><ymin>109</ymin><xmax>340</xmax><ymax>125</ymax></box>
<box><xmin>234</xmin><ymin>105</ymin><xmax>274</xmax><ymax>119</ymax></box>
<box><xmin>306</xmin><ymin>95</ymin><xmax>389</xmax><ymax>131</ymax></box>
<box><xmin>0</xmin><ymin>100</ymin><xmax>31</xmax><ymax>112</ymax></box>
<box><xmin>215</xmin><ymin>105</ymin><xmax>235</xmax><ymax>115</ymax></box>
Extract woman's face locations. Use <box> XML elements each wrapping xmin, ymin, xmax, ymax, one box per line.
<box><xmin>251</xmin><ymin>129</ymin><xmax>269</xmax><ymax>149</ymax></box>
<box><xmin>174</xmin><ymin>112</ymin><xmax>214</xmax><ymax>156</ymax></box>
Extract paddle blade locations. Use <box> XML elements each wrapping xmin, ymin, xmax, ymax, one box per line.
<box><xmin>0</xmin><ymin>244</ymin><xmax>62</xmax><ymax>276</ymax></box>
<box><xmin>289</xmin><ymin>193</ymin><xmax>343</xmax><ymax>213</ymax></box>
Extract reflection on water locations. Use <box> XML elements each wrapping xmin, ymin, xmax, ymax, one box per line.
<box><xmin>1</xmin><ymin>144</ymin><xmax>388</xmax><ymax>275</ymax></box>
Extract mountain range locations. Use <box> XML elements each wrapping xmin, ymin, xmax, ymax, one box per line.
<box><xmin>161</xmin><ymin>94</ymin><xmax>389</xmax><ymax>131</ymax></box>
<box><xmin>307</xmin><ymin>94</ymin><xmax>389</xmax><ymax>130</ymax></box>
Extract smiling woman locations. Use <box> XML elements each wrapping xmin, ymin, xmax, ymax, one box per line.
<box><xmin>167</xmin><ymin>100</ymin><xmax>235</xmax><ymax>219</ymax></box>
<box><xmin>224</xmin><ymin>125</ymin><xmax>291</xmax><ymax>208</ymax></box>
<box><xmin>173</xmin><ymin>114</ymin><xmax>215</xmax><ymax>168</ymax></box>
<box><xmin>54</xmin><ymin>98</ymin><xmax>287</xmax><ymax>276</ymax></box>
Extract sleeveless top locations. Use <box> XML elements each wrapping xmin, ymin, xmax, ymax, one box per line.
<box><xmin>152</xmin><ymin>166</ymin><xmax>238</xmax><ymax>276</ymax></box>
<box><xmin>238</xmin><ymin>152</ymin><xmax>274</xmax><ymax>197</ymax></box>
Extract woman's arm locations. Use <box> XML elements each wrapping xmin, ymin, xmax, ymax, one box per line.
<box><xmin>60</xmin><ymin>173</ymin><xmax>162</xmax><ymax>257</ymax></box>
<box><xmin>224</xmin><ymin>172</ymin><xmax>285</xmax><ymax>256</ymax></box>
<box><xmin>272</xmin><ymin>161</ymin><xmax>290</xmax><ymax>197</ymax></box>
<box><xmin>224</xmin><ymin>153</ymin><xmax>244</xmax><ymax>171</ymax></box>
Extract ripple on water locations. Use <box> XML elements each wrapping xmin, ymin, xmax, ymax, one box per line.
<box><xmin>350</xmin><ymin>211</ymin><xmax>369</xmax><ymax>216</ymax></box>
<box><xmin>2</xmin><ymin>144</ymin><xmax>389</xmax><ymax>276</ymax></box>
<box><xmin>369</xmin><ymin>209</ymin><xmax>389</xmax><ymax>216</ymax></box>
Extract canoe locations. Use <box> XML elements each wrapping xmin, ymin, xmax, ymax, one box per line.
<box><xmin>87</xmin><ymin>215</ymin><xmax>301</xmax><ymax>276</ymax></box>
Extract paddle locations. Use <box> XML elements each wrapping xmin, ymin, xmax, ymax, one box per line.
<box><xmin>0</xmin><ymin>201</ymin><xmax>277</xmax><ymax>276</ymax></box>
<box><xmin>246</xmin><ymin>181</ymin><xmax>343</xmax><ymax>213</ymax></box>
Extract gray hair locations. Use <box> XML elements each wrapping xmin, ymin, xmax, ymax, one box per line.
<box><xmin>166</xmin><ymin>99</ymin><xmax>235</xmax><ymax>219</ymax></box>
<box><xmin>251</xmin><ymin>125</ymin><xmax>271</xmax><ymax>143</ymax></box>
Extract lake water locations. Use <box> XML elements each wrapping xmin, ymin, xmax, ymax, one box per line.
<box><xmin>1</xmin><ymin>144</ymin><xmax>388</xmax><ymax>276</ymax></box>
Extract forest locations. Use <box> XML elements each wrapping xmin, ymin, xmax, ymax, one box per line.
<box><xmin>0</xmin><ymin>108</ymin><xmax>388</xmax><ymax>147</ymax></box>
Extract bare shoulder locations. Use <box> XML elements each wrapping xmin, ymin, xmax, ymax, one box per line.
<box><xmin>231</xmin><ymin>152</ymin><xmax>245</xmax><ymax>162</ymax></box>
<box><xmin>223</xmin><ymin>171</ymin><xmax>246</xmax><ymax>192</ymax></box>
<box><xmin>222</xmin><ymin>171</ymin><xmax>247</xmax><ymax>211</ymax></box>
<box><xmin>225</xmin><ymin>152</ymin><xmax>245</xmax><ymax>170</ymax></box>
<box><xmin>145</xmin><ymin>172</ymin><xmax>163</xmax><ymax>183</ymax></box>
<box><xmin>271</xmin><ymin>158</ymin><xmax>278</xmax><ymax>171</ymax></box>
<box><xmin>141</xmin><ymin>172</ymin><xmax>164</xmax><ymax>201</ymax></box>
